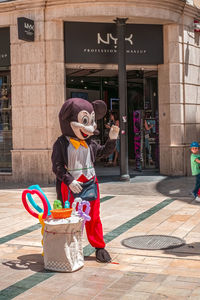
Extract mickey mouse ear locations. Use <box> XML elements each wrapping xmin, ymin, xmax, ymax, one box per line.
<box><xmin>59</xmin><ymin>99</ymin><xmax>73</xmax><ymax>120</ymax></box>
<box><xmin>92</xmin><ymin>100</ymin><xmax>107</xmax><ymax>120</ymax></box>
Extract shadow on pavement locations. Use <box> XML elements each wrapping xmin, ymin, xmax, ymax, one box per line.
<box><xmin>164</xmin><ymin>242</ymin><xmax>200</xmax><ymax>257</ymax></box>
<box><xmin>84</xmin><ymin>256</ymin><xmax>96</xmax><ymax>261</ymax></box>
<box><xmin>156</xmin><ymin>176</ymin><xmax>195</xmax><ymax>199</ymax></box>
<box><xmin>2</xmin><ymin>254</ymin><xmax>44</xmax><ymax>272</ymax></box>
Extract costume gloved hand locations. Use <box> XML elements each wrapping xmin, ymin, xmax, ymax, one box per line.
<box><xmin>69</xmin><ymin>180</ymin><xmax>83</xmax><ymax>193</ymax></box>
<box><xmin>95</xmin><ymin>248</ymin><xmax>111</xmax><ymax>263</ymax></box>
<box><xmin>109</xmin><ymin>125</ymin><xmax>120</xmax><ymax>140</ymax></box>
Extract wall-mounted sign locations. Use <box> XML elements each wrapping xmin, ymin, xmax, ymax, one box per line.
<box><xmin>64</xmin><ymin>22</ymin><xmax>163</xmax><ymax>65</ymax></box>
<box><xmin>17</xmin><ymin>17</ymin><xmax>34</xmax><ymax>42</ymax></box>
<box><xmin>0</xmin><ymin>28</ymin><xmax>10</xmax><ymax>67</ymax></box>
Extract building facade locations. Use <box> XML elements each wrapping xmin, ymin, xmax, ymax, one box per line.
<box><xmin>0</xmin><ymin>0</ymin><xmax>199</xmax><ymax>183</ymax></box>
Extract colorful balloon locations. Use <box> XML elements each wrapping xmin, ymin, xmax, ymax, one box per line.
<box><xmin>22</xmin><ymin>189</ymin><xmax>48</xmax><ymax>219</ymax></box>
<box><xmin>64</xmin><ymin>200</ymin><xmax>70</xmax><ymax>208</ymax></box>
<box><xmin>27</xmin><ymin>185</ymin><xmax>52</xmax><ymax>216</ymax></box>
<box><xmin>71</xmin><ymin>197</ymin><xmax>82</xmax><ymax>215</ymax></box>
<box><xmin>53</xmin><ymin>199</ymin><xmax>63</xmax><ymax>210</ymax></box>
<box><xmin>38</xmin><ymin>213</ymin><xmax>45</xmax><ymax>256</ymax></box>
<box><xmin>78</xmin><ymin>200</ymin><xmax>91</xmax><ymax>232</ymax></box>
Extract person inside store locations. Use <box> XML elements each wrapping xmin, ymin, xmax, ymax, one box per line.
<box><xmin>104</xmin><ymin>111</ymin><xmax>117</xmax><ymax>166</ymax></box>
<box><xmin>105</xmin><ymin>111</ymin><xmax>115</xmax><ymax>133</ymax></box>
<box><xmin>112</xmin><ymin>119</ymin><xmax>120</xmax><ymax>166</ymax></box>
<box><xmin>145</xmin><ymin>112</ymin><xmax>154</xmax><ymax>165</ymax></box>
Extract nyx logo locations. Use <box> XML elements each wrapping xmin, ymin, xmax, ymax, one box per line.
<box><xmin>97</xmin><ymin>33</ymin><xmax>133</xmax><ymax>48</ymax></box>
<box><xmin>24</xmin><ymin>23</ymin><xmax>34</xmax><ymax>31</ymax></box>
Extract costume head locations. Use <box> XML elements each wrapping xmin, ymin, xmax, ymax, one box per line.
<box><xmin>59</xmin><ymin>98</ymin><xmax>107</xmax><ymax>139</ymax></box>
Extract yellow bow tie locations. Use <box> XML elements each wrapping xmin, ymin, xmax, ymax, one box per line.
<box><xmin>70</xmin><ymin>138</ymin><xmax>88</xmax><ymax>150</ymax></box>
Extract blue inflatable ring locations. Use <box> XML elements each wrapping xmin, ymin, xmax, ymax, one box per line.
<box><xmin>27</xmin><ymin>184</ymin><xmax>52</xmax><ymax>216</ymax></box>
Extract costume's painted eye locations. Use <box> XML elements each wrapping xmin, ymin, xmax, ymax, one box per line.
<box><xmin>91</xmin><ymin>112</ymin><xmax>95</xmax><ymax>126</ymax></box>
<box><xmin>91</xmin><ymin>117</ymin><xmax>95</xmax><ymax>126</ymax></box>
<box><xmin>82</xmin><ymin>115</ymin><xmax>89</xmax><ymax>125</ymax></box>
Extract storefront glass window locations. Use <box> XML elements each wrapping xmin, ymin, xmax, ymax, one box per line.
<box><xmin>0</xmin><ymin>72</ymin><xmax>12</xmax><ymax>172</ymax></box>
<box><xmin>67</xmin><ymin>69</ymin><xmax>159</xmax><ymax>169</ymax></box>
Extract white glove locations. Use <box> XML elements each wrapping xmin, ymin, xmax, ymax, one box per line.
<box><xmin>109</xmin><ymin>125</ymin><xmax>120</xmax><ymax>140</ymax></box>
<box><xmin>69</xmin><ymin>180</ymin><xmax>82</xmax><ymax>193</ymax></box>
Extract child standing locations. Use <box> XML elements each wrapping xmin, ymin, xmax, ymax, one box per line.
<box><xmin>190</xmin><ymin>141</ymin><xmax>200</xmax><ymax>201</ymax></box>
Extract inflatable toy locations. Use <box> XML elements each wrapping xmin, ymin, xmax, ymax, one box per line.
<box><xmin>22</xmin><ymin>189</ymin><xmax>48</xmax><ymax>219</ymax></box>
<box><xmin>38</xmin><ymin>213</ymin><xmax>45</xmax><ymax>256</ymax></box>
<box><xmin>27</xmin><ymin>184</ymin><xmax>52</xmax><ymax>216</ymax></box>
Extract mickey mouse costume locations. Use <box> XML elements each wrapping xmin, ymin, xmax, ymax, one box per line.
<box><xmin>51</xmin><ymin>98</ymin><xmax>119</xmax><ymax>263</ymax></box>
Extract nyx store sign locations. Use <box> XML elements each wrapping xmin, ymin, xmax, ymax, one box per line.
<box><xmin>64</xmin><ymin>22</ymin><xmax>163</xmax><ymax>65</ymax></box>
<box><xmin>18</xmin><ymin>17</ymin><xmax>34</xmax><ymax>42</ymax></box>
<box><xmin>0</xmin><ymin>27</ymin><xmax>10</xmax><ymax>67</ymax></box>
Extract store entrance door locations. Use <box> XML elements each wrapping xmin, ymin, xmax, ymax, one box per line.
<box><xmin>127</xmin><ymin>70</ymin><xmax>159</xmax><ymax>170</ymax></box>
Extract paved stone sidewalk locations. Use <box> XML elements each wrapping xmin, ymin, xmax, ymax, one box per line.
<box><xmin>1</xmin><ymin>174</ymin><xmax>200</xmax><ymax>299</ymax></box>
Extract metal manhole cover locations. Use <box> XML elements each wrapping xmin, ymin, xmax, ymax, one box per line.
<box><xmin>121</xmin><ymin>235</ymin><xmax>185</xmax><ymax>250</ymax></box>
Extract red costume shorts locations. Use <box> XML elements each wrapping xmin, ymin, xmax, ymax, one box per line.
<box><xmin>61</xmin><ymin>174</ymin><xmax>105</xmax><ymax>249</ymax></box>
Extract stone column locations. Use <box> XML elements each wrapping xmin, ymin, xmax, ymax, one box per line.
<box><xmin>45</xmin><ymin>20</ymin><xmax>65</xmax><ymax>183</ymax></box>
<box><xmin>182</xmin><ymin>15</ymin><xmax>200</xmax><ymax>175</ymax></box>
<box><xmin>158</xmin><ymin>24</ymin><xmax>184</xmax><ymax>176</ymax></box>
<box><xmin>11</xmin><ymin>10</ymin><xmax>47</xmax><ymax>183</ymax></box>
<box><xmin>159</xmin><ymin>18</ymin><xmax>200</xmax><ymax>176</ymax></box>
<box><xmin>11</xmin><ymin>11</ymin><xmax>65</xmax><ymax>183</ymax></box>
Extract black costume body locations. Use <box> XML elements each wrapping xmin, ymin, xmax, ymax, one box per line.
<box><xmin>52</xmin><ymin>135</ymin><xmax>116</xmax><ymax>200</ymax></box>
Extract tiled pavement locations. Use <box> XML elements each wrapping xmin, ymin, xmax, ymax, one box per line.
<box><xmin>1</xmin><ymin>171</ymin><xmax>200</xmax><ymax>299</ymax></box>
